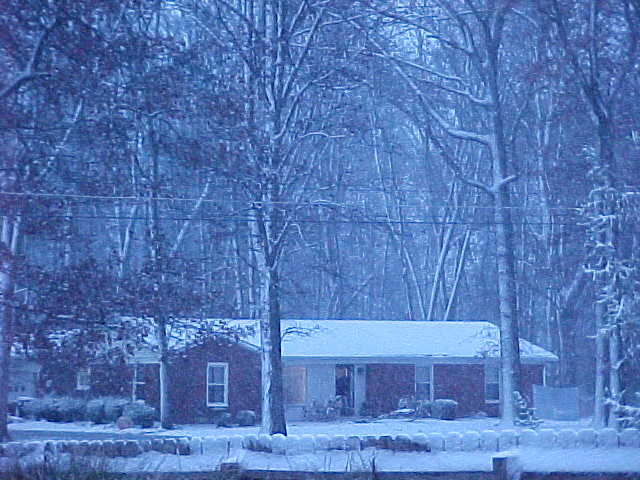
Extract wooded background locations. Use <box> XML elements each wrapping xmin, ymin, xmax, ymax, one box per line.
<box><xmin>1</xmin><ymin>0</ymin><xmax>640</xmax><ymax>436</ymax></box>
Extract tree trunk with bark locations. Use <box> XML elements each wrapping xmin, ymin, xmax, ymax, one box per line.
<box><xmin>594</xmin><ymin>326</ymin><xmax>609</xmax><ymax>428</ymax></box>
<box><xmin>608</xmin><ymin>325</ymin><xmax>621</xmax><ymax>428</ymax></box>
<box><xmin>0</xmin><ymin>233</ymin><xmax>15</xmax><ymax>442</ymax></box>
<box><xmin>157</xmin><ymin>316</ymin><xmax>172</xmax><ymax>430</ymax></box>
<box><xmin>250</xmin><ymin>205</ymin><xmax>287</xmax><ymax>435</ymax></box>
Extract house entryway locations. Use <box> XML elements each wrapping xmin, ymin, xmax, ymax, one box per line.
<box><xmin>335</xmin><ymin>364</ymin><xmax>354</xmax><ymax>413</ymax></box>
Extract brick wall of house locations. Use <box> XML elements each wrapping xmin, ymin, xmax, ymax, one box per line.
<box><xmin>433</xmin><ymin>364</ymin><xmax>485</xmax><ymax>416</ymax></box>
<box><xmin>169</xmin><ymin>340</ymin><xmax>261</xmax><ymax>424</ymax></box>
<box><xmin>522</xmin><ymin>364</ymin><xmax>544</xmax><ymax>405</ymax></box>
<box><xmin>365</xmin><ymin>364</ymin><xmax>415</xmax><ymax>415</ymax></box>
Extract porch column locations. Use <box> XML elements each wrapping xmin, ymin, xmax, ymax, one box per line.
<box><xmin>353</xmin><ymin>365</ymin><xmax>367</xmax><ymax>416</ymax></box>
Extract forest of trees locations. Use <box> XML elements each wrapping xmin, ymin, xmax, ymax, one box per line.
<box><xmin>1</xmin><ymin>0</ymin><xmax>640</xmax><ymax>439</ymax></box>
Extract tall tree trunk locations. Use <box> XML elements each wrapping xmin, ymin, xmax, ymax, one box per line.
<box><xmin>486</xmin><ymin>10</ymin><xmax>522</xmax><ymax>422</ymax></box>
<box><xmin>594</xmin><ymin>326</ymin><xmax>609</xmax><ymax>428</ymax></box>
<box><xmin>0</xmin><ymin>235</ymin><xmax>14</xmax><ymax>442</ymax></box>
<box><xmin>608</xmin><ymin>325</ymin><xmax>621</xmax><ymax>428</ymax></box>
<box><xmin>260</xmin><ymin>265</ymin><xmax>286</xmax><ymax>435</ymax></box>
<box><xmin>250</xmin><ymin>206</ymin><xmax>287</xmax><ymax>435</ymax></box>
<box><xmin>0</xmin><ymin>214</ymin><xmax>19</xmax><ymax>442</ymax></box>
<box><xmin>157</xmin><ymin>317</ymin><xmax>172</xmax><ymax>429</ymax></box>
<box><xmin>494</xmin><ymin>192</ymin><xmax>522</xmax><ymax>423</ymax></box>
<box><xmin>147</xmin><ymin>124</ymin><xmax>172</xmax><ymax>429</ymax></box>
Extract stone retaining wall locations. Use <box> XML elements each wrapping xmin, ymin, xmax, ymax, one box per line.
<box><xmin>1</xmin><ymin>428</ymin><xmax>639</xmax><ymax>463</ymax></box>
<box><xmin>0</xmin><ymin>437</ymin><xmax>191</xmax><ymax>463</ymax></box>
<box><xmin>192</xmin><ymin>427</ymin><xmax>640</xmax><ymax>456</ymax></box>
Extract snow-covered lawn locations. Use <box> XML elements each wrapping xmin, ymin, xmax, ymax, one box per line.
<box><xmin>9</xmin><ymin>416</ymin><xmax>592</xmax><ymax>438</ymax></box>
<box><xmin>8</xmin><ymin>417</ymin><xmax>640</xmax><ymax>475</ymax></box>
<box><xmin>110</xmin><ymin>447</ymin><xmax>640</xmax><ymax>474</ymax></box>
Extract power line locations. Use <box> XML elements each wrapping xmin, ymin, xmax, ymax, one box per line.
<box><xmin>10</xmin><ymin>212</ymin><xmax>598</xmax><ymax>227</ymax></box>
<box><xmin>0</xmin><ymin>190</ymin><xmax>587</xmax><ymax>212</ymax></box>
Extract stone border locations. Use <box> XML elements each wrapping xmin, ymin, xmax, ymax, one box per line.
<box><xmin>1</xmin><ymin>428</ymin><xmax>639</xmax><ymax>462</ymax></box>
<box><xmin>0</xmin><ymin>437</ymin><xmax>190</xmax><ymax>462</ymax></box>
<box><xmin>188</xmin><ymin>428</ymin><xmax>640</xmax><ymax>456</ymax></box>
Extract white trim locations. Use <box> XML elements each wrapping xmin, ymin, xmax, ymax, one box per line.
<box><xmin>206</xmin><ymin>362</ymin><xmax>229</xmax><ymax>407</ymax></box>
<box><xmin>131</xmin><ymin>364</ymin><xmax>146</xmax><ymax>401</ymax></box>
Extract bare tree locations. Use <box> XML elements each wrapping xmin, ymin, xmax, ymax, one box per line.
<box><xmin>544</xmin><ymin>0</ymin><xmax>639</xmax><ymax>426</ymax></box>
<box><xmin>362</xmin><ymin>0</ymin><xmax>524</xmax><ymax>422</ymax></box>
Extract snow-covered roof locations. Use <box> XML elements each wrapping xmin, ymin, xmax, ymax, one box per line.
<box><xmin>79</xmin><ymin>317</ymin><xmax>556</xmax><ymax>363</ymax></box>
<box><xmin>235</xmin><ymin>320</ymin><xmax>558</xmax><ymax>362</ymax></box>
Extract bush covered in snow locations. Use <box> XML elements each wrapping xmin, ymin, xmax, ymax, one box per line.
<box><xmin>86</xmin><ymin>398</ymin><xmax>107</xmax><ymax>424</ymax></box>
<box><xmin>611</xmin><ymin>401</ymin><xmax>640</xmax><ymax>429</ymax></box>
<box><xmin>123</xmin><ymin>402</ymin><xmax>155</xmax><ymax>428</ymax></box>
<box><xmin>19</xmin><ymin>396</ymin><xmax>156</xmax><ymax>427</ymax></box>
<box><xmin>431</xmin><ymin>399</ymin><xmax>458</xmax><ymax>420</ymax></box>
<box><xmin>18</xmin><ymin>398</ymin><xmax>46</xmax><ymax>420</ymax></box>
<box><xmin>56</xmin><ymin>398</ymin><xmax>86</xmax><ymax>422</ymax></box>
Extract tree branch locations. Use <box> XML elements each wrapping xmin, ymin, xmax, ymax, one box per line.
<box><xmin>0</xmin><ymin>20</ymin><xmax>58</xmax><ymax>101</ymax></box>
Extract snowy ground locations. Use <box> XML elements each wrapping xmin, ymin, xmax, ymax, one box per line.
<box><xmin>8</xmin><ymin>417</ymin><xmax>640</xmax><ymax>474</ymax></box>
<box><xmin>8</xmin><ymin>416</ymin><xmax>594</xmax><ymax>439</ymax></box>
<box><xmin>108</xmin><ymin>447</ymin><xmax>640</xmax><ymax>474</ymax></box>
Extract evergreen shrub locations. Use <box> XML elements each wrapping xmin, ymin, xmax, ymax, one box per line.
<box><xmin>57</xmin><ymin>397</ymin><xmax>86</xmax><ymax>422</ymax></box>
<box><xmin>86</xmin><ymin>398</ymin><xmax>107</xmax><ymax>424</ymax></box>
<box><xmin>123</xmin><ymin>402</ymin><xmax>156</xmax><ymax>428</ymax></box>
<box><xmin>18</xmin><ymin>398</ymin><xmax>46</xmax><ymax>420</ymax></box>
<box><xmin>103</xmin><ymin>397</ymin><xmax>130</xmax><ymax>423</ymax></box>
<box><xmin>431</xmin><ymin>399</ymin><xmax>458</xmax><ymax>420</ymax></box>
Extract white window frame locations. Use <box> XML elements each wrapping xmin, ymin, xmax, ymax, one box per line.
<box><xmin>132</xmin><ymin>364</ymin><xmax>146</xmax><ymax>401</ymax></box>
<box><xmin>415</xmin><ymin>365</ymin><xmax>433</xmax><ymax>402</ymax></box>
<box><xmin>206</xmin><ymin>362</ymin><xmax>229</xmax><ymax>407</ymax></box>
<box><xmin>484</xmin><ymin>362</ymin><xmax>500</xmax><ymax>404</ymax></box>
<box><xmin>76</xmin><ymin>368</ymin><xmax>91</xmax><ymax>391</ymax></box>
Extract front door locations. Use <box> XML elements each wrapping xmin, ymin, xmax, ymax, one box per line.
<box><xmin>335</xmin><ymin>364</ymin><xmax>354</xmax><ymax>408</ymax></box>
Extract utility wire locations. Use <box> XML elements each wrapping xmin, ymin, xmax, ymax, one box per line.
<box><xmin>0</xmin><ymin>190</ymin><xmax>589</xmax><ymax>211</ymax></box>
<box><xmin>9</xmin><ymin>212</ymin><xmax>602</xmax><ymax>227</ymax></box>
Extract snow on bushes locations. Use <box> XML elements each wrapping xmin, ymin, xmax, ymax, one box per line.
<box><xmin>431</xmin><ymin>399</ymin><xmax>458</xmax><ymax>420</ymax></box>
<box><xmin>18</xmin><ymin>396</ymin><xmax>156</xmax><ymax>427</ymax></box>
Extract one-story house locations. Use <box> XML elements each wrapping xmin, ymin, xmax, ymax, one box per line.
<box><xmin>246</xmin><ymin>320</ymin><xmax>557</xmax><ymax>420</ymax></box>
<box><xmin>8</xmin><ymin>356</ymin><xmax>42</xmax><ymax>408</ymax></box>
<box><xmin>46</xmin><ymin>320</ymin><xmax>557</xmax><ymax>423</ymax></box>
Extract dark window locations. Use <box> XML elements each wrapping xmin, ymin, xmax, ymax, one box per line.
<box><xmin>485</xmin><ymin>363</ymin><xmax>500</xmax><ymax>403</ymax></box>
<box><xmin>415</xmin><ymin>366</ymin><xmax>431</xmax><ymax>401</ymax></box>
